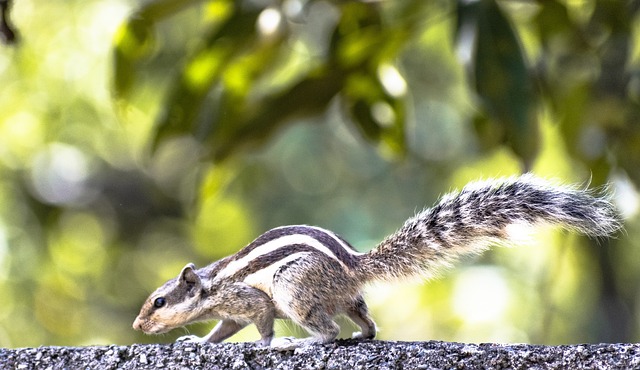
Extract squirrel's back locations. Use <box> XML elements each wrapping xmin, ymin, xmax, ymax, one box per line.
<box><xmin>356</xmin><ymin>175</ymin><xmax>622</xmax><ymax>282</ymax></box>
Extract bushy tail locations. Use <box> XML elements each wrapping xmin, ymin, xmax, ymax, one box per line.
<box><xmin>356</xmin><ymin>174</ymin><xmax>622</xmax><ymax>282</ymax></box>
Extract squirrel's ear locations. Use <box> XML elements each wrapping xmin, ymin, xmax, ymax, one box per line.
<box><xmin>179</xmin><ymin>263</ymin><xmax>200</xmax><ymax>286</ymax></box>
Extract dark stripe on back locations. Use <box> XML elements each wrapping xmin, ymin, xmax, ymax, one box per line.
<box><xmin>231</xmin><ymin>225</ymin><xmax>358</xmax><ymax>268</ymax></box>
<box><xmin>294</xmin><ymin>226</ymin><xmax>358</xmax><ymax>268</ymax></box>
<box><xmin>232</xmin><ymin>227</ymin><xmax>294</xmax><ymax>260</ymax></box>
<box><xmin>202</xmin><ymin>256</ymin><xmax>233</xmax><ymax>278</ymax></box>
<box><xmin>230</xmin><ymin>244</ymin><xmax>339</xmax><ymax>280</ymax></box>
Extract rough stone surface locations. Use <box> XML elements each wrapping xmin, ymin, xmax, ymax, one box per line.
<box><xmin>1</xmin><ymin>340</ymin><xmax>639</xmax><ymax>369</ymax></box>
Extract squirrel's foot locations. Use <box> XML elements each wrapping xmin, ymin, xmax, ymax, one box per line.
<box><xmin>255</xmin><ymin>336</ymin><xmax>273</xmax><ymax>347</ymax></box>
<box><xmin>270</xmin><ymin>337</ymin><xmax>331</xmax><ymax>351</ymax></box>
<box><xmin>270</xmin><ymin>336</ymin><xmax>297</xmax><ymax>350</ymax></box>
<box><xmin>270</xmin><ymin>337</ymin><xmax>317</xmax><ymax>351</ymax></box>
<box><xmin>351</xmin><ymin>330</ymin><xmax>376</xmax><ymax>340</ymax></box>
<box><xmin>176</xmin><ymin>335</ymin><xmax>206</xmax><ymax>343</ymax></box>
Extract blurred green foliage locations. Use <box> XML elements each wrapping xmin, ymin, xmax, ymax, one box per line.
<box><xmin>0</xmin><ymin>0</ymin><xmax>639</xmax><ymax>347</ymax></box>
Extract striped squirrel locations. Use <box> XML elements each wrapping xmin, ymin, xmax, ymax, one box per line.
<box><xmin>133</xmin><ymin>175</ymin><xmax>622</xmax><ymax>350</ymax></box>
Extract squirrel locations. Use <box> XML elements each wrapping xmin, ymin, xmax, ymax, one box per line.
<box><xmin>133</xmin><ymin>175</ymin><xmax>622</xmax><ymax>350</ymax></box>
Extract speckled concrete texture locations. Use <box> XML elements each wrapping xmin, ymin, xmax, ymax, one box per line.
<box><xmin>1</xmin><ymin>340</ymin><xmax>639</xmax><ymax>369</ymax></box>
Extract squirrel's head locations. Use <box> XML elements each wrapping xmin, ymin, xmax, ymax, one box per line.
<box><xmin>133</xmin><ymin>263</ymin><xmax>205</xmax><ymax>334</ymax></box>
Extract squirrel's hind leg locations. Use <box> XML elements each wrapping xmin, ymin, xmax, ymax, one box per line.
<box><xmin>271</xmin><ymin>286</ymin><xmax>341</xmax><ymax>350</ymax></box>
<box><xmin>269</xmin><ymin>312</ymin><xmax>340</xmax><ymax>351</ymax></box>
<box><xmin>346</xmin><ymin>295</ymin><xmax>377</xmax><ymax>340</ymax></box>
<box><xmin>270</xmin><ymin>256</ymin><xmax>353</xmax><ymax>350</ymax></box>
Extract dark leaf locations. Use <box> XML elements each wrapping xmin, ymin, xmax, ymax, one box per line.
<box><xmin>211</xmin><ymin>67</ymin><xmax>348</xmax><ymax>161</ymax></box>
<box><xmin>329</xmin><ymin>2</ymin><xmax>383</xmax><ymax>67</ymax></box>
<box><xmin>342</xmin><ymin>71</ymin><xmax>406</xmax><ymax>156</ymax></box>
<box><xmin>113</xmin><ymin>17</ymin><xmax>155</xmax><ymax>99</ymax></box>
<box><xmin>153</xmin><ymin>5</ymin><xmax>262</xmax><ymax>150</ymax></box>
<box><xmin>113</xmin><ymin>0</ymin><xmax>208</xmax><ymax>99</ymax></box>
<box><xmin>0</xmin><ymin>0</ymin><xmax>17</xmax><ymax>45</ymax></box>
<box><xmin>465</xmin><ymin>0</ymin><xmax>540</xmax><ymax>169</ymax></box>
<box><xmin>535</xmin><ymin>0</ymin><xmax>573</xmax><ymax>44</ymax></box>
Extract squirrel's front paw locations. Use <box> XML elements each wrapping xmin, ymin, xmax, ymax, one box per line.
<box><xmin>176</xmin><ymin>335</ymin><xmax>205</xmax><ymax>343</ymax></box>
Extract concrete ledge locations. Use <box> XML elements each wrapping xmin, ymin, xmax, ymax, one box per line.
<box><xmin>1</xmin><ymin>340</ymin><xmax>639</xmax><ymax>369</ymax></box>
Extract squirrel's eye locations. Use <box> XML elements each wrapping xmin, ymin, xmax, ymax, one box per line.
<box><xmin>153</xmin><ymin>297</ymin><xmax>166</xmax><ymax>308</ymax></box>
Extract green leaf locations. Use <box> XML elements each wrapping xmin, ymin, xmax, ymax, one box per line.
<box><xmin>113</xmin><ymin>17</ymin><xmax>155</xmax><ymax>99</ymax></box>
<box><xmin>152</xmin><ymin>4</ymin><xmax>262</xmax><ymax>150</ymax></box>
<box><xmin>112</xmin><ymin>0</ymin><xmax>208</xmax><ymax>99</ymax></box>
<box><xmin>206</xmin><ymin>2</ymin><xmax>393</xmax><ymax>161</ymax></box>
<box><xmin>210</xmin><ymin>67</ymin><xmax>348</xmax><ymax>161</ymax></box>
<box><xmin>326</xmin><ymin>1</ymin><xmax>409</xmax><ymax>156</ymax></box>
<box><xmin>535</xmin><ymin>0</ymin><xmax>573</xmax><ymax>43</ymax></box>
<box><xmin>462</xmin><ymin>0</ymin><xmax>540</xmax><ymax>169</ymax></box>
<box><xmin>330</xmin><ymin>2</ymin><xmax>383</xmax><ymax>68</ymax></box>
<box><xmin>329</xmin><ymin>2</ymin><xmax>410</xmax><ymax>69</ymax></box>
<box><xmin>342</xmin><ymin>70</ymin><xmax>406</xmax><ymax>156</ymax></box>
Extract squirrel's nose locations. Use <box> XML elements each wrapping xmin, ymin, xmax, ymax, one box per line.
<box><xmin>132</xmin><ymin>317</ymin><xmax>143</xmax><ymax>331</ymax></box>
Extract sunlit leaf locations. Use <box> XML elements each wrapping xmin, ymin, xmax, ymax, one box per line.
<box><xmin>329</xmin><ymin>2</ymin><xmax>411</xmax><ymax>68</ymax></box>
<box><xmin>344</xmin><ymin>73</ymin><xmax>383</xmax><ymax>140</ymax></box>
<box><xmin>144</xmin><ymin>0</ymin><xmax>415</xmax><ymax>163</ymax></box>
<box><xmin>204</xmin><ymin>1</ymin><xmax>404</xmax><ymax>161</ymax></box>
<box><xmin>113</xmin><ymin>17</ymin><xmax>155</xmax><ymax>99</ymax></box>
<box><xmin>325</xmin><ymin>2</ymin><xmax>410</xmax><ymax>156</ymax></box>
<box><xmin>330</xmin><ymin>2</ymin><xmax>382</xmax><ymax>66</ymax></box>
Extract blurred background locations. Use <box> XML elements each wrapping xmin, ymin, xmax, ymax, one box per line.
<box><xmin>0</xmin><ymin>0</ymin><xmax>639</xmax><ymax>347</ymax></box>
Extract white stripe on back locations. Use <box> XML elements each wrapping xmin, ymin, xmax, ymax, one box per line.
<box><xmin>305</xmin><ymin>226</ymin><xmax>364</xmax><ymax>256</ymax></box>
<box><xmin>243</xmin><ymin>252</ymin><xmax>311</xmax><ymax>297</ymax></box>
<box><xmin>215</xmin><ymin>233</ymin><xmax>355</xmax><ymax>280</ymax></box>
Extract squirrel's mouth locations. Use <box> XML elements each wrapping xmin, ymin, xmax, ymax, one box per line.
<box><xmin>133</xmin><ymin>317</ymin><xmax>168</xmax><ymax>334</ymax></box>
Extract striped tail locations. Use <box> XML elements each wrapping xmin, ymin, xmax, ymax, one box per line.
<box><xmin>355</xmin><ymin>175</ymin><xmax>622</xmax><ymax>283</ymax></box>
